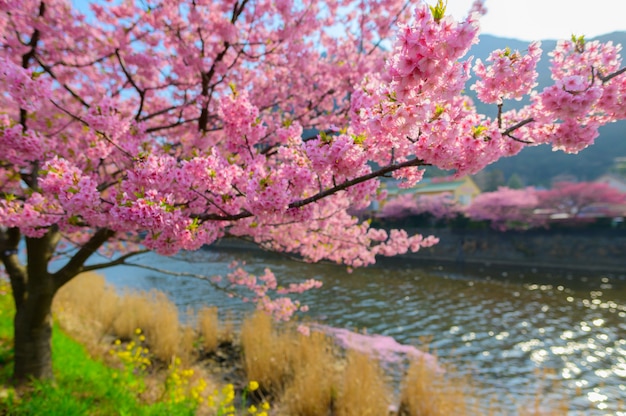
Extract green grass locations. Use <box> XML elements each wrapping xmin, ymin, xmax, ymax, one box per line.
<box><xmin>0</xmin><ymin>281</ymin><xmax>196</xmax><ymax>416</ymax></box>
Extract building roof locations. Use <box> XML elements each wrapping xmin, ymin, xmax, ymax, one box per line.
<box><xmin>385</xmin><ymin>176</ymin><xmax>478</xmax><ymax>195</ymax></box>
<box><xmin>413</xmin><ymin>180</ymin><xmax>467</xmax><ymax>193</ymax></box>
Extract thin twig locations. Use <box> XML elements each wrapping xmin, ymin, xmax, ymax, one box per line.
<box><xmin>502</xmin><ymin>118</ymin><xmax>535</xmax><ymax>137</ymax></box>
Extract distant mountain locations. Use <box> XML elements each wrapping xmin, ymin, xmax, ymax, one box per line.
<box><xmin>465</xmin><ymin>32</ymin><xmax>626</xmax><ymax>187</ymax></box>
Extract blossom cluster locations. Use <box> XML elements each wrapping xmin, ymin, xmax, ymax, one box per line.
<box><xmin>225</xmin><ymin>266</ymin><xmax>322</xmax><ymax>321</ymax></box>
<box><xmin>472</xmin><ymin>42</ymin><xmax>542</xmax><ymax>103</ymax></box>
<box><xmin>0</xmin><ymin>57</ymin><xmax>51</xmax><ymax>112</ymax></box>
<box><xmin>0</xmin><ymin>116</ymin><xmax>44</xmax><ymax>166</ymax></box>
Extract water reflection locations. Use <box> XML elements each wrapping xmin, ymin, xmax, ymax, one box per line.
<box><xmin>100</xmin><ymin>247</ymin><xmax>626</xmax><ymax>415</ymax></box>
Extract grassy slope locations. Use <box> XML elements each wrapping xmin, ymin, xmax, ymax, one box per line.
<box><xmin>0</xmin><ymin>281</ymin><xmax>194</xmax><ymax>416</ymax></box>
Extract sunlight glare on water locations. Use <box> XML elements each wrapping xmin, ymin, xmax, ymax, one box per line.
<box><xmin>101</xmin><ymin>247</ymin><xmax>626</xmax><ymax>415</ymax></box>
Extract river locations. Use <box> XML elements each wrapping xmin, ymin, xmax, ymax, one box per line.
<box><xmin>98</xmin><ymin>243</ymin><xmax>626</xmax><ymax>415</ymax></box>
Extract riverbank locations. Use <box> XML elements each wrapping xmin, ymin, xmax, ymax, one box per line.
<box><xmin>0</xmin><ymin>278</ymin><xmax>199</xmax><ymax>415</ymax></box>
<box><xmin>397</xmin><ymin>227</ymin><xmax>626</xmax><ymax>275</ymax></box>
<box><xmin>0</xmin><ymin>274</ymin><xmax>571</xmax><ymax>415</ymax></box>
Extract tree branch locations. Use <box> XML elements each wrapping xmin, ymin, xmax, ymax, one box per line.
<box><xmin>290</xmin><ymin>157</ymin><xmax>426</xmax><ymax>209</ymax></box>
<box><xmin>118</xmin><ymin>261</ymin><xmax>244</xmax><ymax>299</ymax></box>
<box><xmin>0</xmin><ymin>227</ymin><xmax>27</xmax><ymax>309</ymax></box>
<box><xmin>196</xmin><ymin>157</ymin><xmax>426</xmax><ymax>221</ymax></box>
<box><xmin>81</xmin><ymin>249</ymin><xmax>150</xmax><ymax>273</ymax></box>
<box><xmin>48</xmin><ymin>100</ymin><xmax>135</xmax><ymax>159</ymax></box>
<box><xmin>52</xmin><ymin>228</ymin><xmax>115</xmax><ymax>290</ymax></box>
<box><xmin>597</xmin><ymin>66</ymin><xmax>626</xmax><ymax>84</ymax></box>
<box><xmin>34</xmin><ymin>56</ymin><xmax>91</xmax><ymax>108</ymax></box>
<box><xmin>115</xmin><ymin>48</ymin><xmax>146</xmax><ymax>120</ymax></box>
<box><xmin>502</xmin><ymin>117</ymin><xmax>535</xmax><ymax>138</ymax></box>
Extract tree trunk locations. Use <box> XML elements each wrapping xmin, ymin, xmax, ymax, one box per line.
<box><xmin>10</xmin><ymin>229</ymin><xmax>60</xmax><ymax>385</ymax></box>
<box><xmin>13</xmin><ymin>282</ymin><xmax>55</xmax><ymax>383</ymax></box>
<box><xmin>1</xmin><ymin>226</ymin><xmax>113</xmax><ymax>384</ymax></box>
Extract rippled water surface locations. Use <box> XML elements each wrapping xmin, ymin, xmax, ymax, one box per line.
<box><xmin>100</xmin><ymin>246</ymin><xmax>626</xmax><ymax>415</ymax></box>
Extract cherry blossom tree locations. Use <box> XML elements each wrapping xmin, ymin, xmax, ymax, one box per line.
<box><xmin>378</xmin><ymin>194</ymin><xmax>420</xmax><ymax>220</ymax></box>
<box><xmin>537</xmin><ymin>181</ymin><xmax>626</xmax><ymax>221</ymax></box>
<box><xmin>2</xmin><ymin>0</ymin><xmax>626</xmax><ymax>384</ymax></box>
<box><xmin>463</xmin><ymin>182</ymin><xmax>626</xmax><ymax>230</ymax></box>
<box><xmin>465</xmin><ymin>187</ymin><xmax>545</xmax><ymax>231</ymax></box>
<box><xmin>378</xmin><ymin>193</ymin><xmax>461</xmax><ymax>222</ymax></box>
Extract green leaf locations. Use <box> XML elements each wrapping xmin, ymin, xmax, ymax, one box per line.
<box><xmin>429</xmin><ymin>104</ymin><xmax>445</xmax><ymax>122</ymax></box>
<box><xmin>259</xmin><ymin>177</ymin><xmax>272</xmax><ymax>191</ymax></box>
<box><xmin>472</xmin><ymin>125</ymin><xmax>487</xmax><ymax>138</ymax></box>
<box><xmin>319</xmin><ymin>131</ymin><xmax>332</xmax><ymax>144</ymax></box>
<box><xmin>228</xmin><ymin>82</ymin><xmax>238</xmax><ymax>97</ymax></box>
<box><xmin>160</xmin><ymin>200</ymin><xmax>175</xmax><ymax>212</ymax></box>
<box><xmin>351</xmin><ymin>133</ymin><xmax>367</xmax><ymax>145</ymax></box>
<box><xmin>68</xmin><ymin>215</ymin><xmax>81</xmax><ymax>225</ymax></box>
<box><xmin>429</xmin><ymin>0</ymin><xmax>447</xmax><ymax>23</ymax></box>
<box><xmin>571</xmin><ymin>34</ymin><xmax>585</xmax><ymax>53</ymax></box>
<box><xmin>187</xmin><ymin>218</ymin><xmax>200</xmax><ymax>232</ymax></box>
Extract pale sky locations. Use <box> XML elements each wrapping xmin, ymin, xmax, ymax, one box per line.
<box><xmin>444</xmin><ymin>0</ymin><xmax>626</xmax><ymax>41</ymax></box>
<box><xmin>73</xmin><ymin>0</ymin><xmax>626</xmax><ymax>42</ymax></box>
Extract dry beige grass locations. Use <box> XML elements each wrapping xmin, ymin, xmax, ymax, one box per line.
<box><xmin>53</xmin><ymin>272</ymin><xmax>120</xmax><ymax>352</ymax></box>
<box><xmin>516</xmin><ymin>369</ymin><xmax>570</xmax><ymax>416</ymax></box>
<box><xmin>141</xmin><ymin>291</ymin><xmax>182</xmax><ymax>363</ymax></box>
<box><xmin>178</xmin><ymin>324</ymin><xmax>197</xmax><ymax>364</ymax></box>
<box><xmin>335</xmin><ymin>350</ymin><xmax>391</xmax><ymax>416</ymax></box>
<box><xmin>113</xmin><ymin>289</ymin><xmax>198</xmax><ymax>363</ymax></box>
<box><xmin>52</xmin><ymin>272</ymin><xmax>222</xmax><ymax>409</ymax></box>
<box><xmin>111</xmin><ymin>290</ymin><xmax>154</xmax><ymax>340</ymax></box>
<box><xmin>240</xmin><ymin>311</ymin><xmax>294</xmax><ymax>392</ymax></box>
<box><xmin>55</xmin><ymin>272</ymin><xmax>195</xmax><ymax>364</ymax></box>
<box><xmin>243</xmin><ymin>312</ymin><xmax>389</xmax><ymax>416</ymax></box>
<box><xmin>398</xmin><ymin>360</ymin><xmax>571</xmax><ymax>416</ymax></box>
<box><xmin>279</xmin><ymin>331</ymin><xmax>337</xmax><ymax>416</ymax></box>
<box><xmin>398</xmin><ymin>357</ymin><xmax>473</xmax><ymax>416</ymax></box>
<box><xmin>219</xmin><ymin>314</ymin><xmax>236</xmax><ymax>344</ymax></box>
<box><xmin>197</xmin><ymin>306</ymin><xmax>219</xmax><ymax>353</ymax></box>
